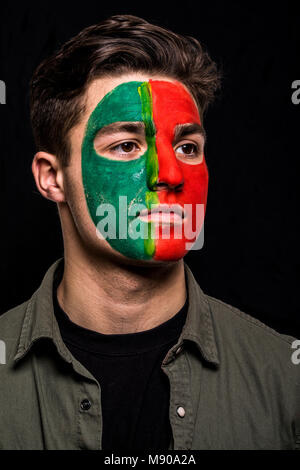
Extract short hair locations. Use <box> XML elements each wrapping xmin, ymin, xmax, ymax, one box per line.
<box><xmin>30</xmin><ymin>14</ymin><xmax>221</xmax><ymax>166</ymax></box>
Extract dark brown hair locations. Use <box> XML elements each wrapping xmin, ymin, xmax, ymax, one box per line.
<box><xmin>30</xmin><ymin>15</ymin><xmax>220</xmax><ymax>166</ymax></box>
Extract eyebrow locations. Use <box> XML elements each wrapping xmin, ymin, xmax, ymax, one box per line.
<box><xmin>173</xmin><ymin>123</ymin><xmax>206</xmax><ymax>143</ymax></box>
<box><xmin>94</xmin><ymin>121</ymin><xmax>206</xmax><ymax>142</ymax></box>
<box><xmin>94</xmin><ymin>122</ymin><xmax>145</xmax><ymax>139</ymax></box>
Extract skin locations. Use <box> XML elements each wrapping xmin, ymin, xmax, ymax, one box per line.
<box><xmin>32</xmin><ymin>72</ymin><xmax>208</xmax><ymax>334</ymax></box>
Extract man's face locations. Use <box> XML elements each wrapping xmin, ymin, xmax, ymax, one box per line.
<box><xmin>66</xmin><ymin>74</ymin><xmax>208</xmax><ymax>264</ymax></box>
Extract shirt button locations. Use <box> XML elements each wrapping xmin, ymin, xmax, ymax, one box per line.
<box><xmin>177</xmin><ymin>406</ymin><xmax>186</xmax><ymax>418</ymax></box>
<box><xmin>80</xmin><ymin>399</ymin><xmax>91</xmax><ymax>411</ymax></box>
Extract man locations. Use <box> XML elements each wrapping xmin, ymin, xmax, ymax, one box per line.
<box><xmin>0</xmin><ymin>14</ymin><xmax>299</xmax><ymax>450</ymax></box>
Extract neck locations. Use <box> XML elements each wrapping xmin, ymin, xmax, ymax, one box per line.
<box><xmin>57</xmin><ymin>205</ymin><xmax>187</xmax><ymax>335</ymax></box>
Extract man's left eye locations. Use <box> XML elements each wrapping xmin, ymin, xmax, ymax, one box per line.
<box><xmin>176</xmin><ymin>143</ymin><xmax>198</xmax><ymax>155</ymax></box>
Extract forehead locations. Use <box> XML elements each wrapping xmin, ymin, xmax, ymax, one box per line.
<box><xmin>85</xmin><ymin>79</ymin><xmax>201</xmax><ymax>132</ymax></box>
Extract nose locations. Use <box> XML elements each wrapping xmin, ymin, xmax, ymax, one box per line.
<box><xmin>149</xmin><ymin>134</ymin><xmax>184</xmax><ymax>192</ymax></box>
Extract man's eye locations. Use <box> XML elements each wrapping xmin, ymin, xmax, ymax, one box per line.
<box><xmin>95</xmin><ymin>139</ymin><xmax>144</xmax><ymax>161</ymax></box>
<box><xmin>176</xmin><ymin>143</ymin><xmax>199</xmax><ymax>156</ymax></box>
<box><xmin>111</xmin><ymin>142</ymin><xmax>139</xmax><ymax>154</ymax></box>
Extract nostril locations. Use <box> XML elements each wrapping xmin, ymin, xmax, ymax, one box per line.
<box><xmin>174</xmin><ymin>182</ymin><xmax>184</xmax><ymax>192</ymax></box>
<box><xmin>151</xmin><ymin>181</ymin><xmax>184</xmax><ymax>192</ymax></box>
<box><xmin>152</xmin><ymin>182</ymin><xmax>168</xmax><ymax>191</ymax></box>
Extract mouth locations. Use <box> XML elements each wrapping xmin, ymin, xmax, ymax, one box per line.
<box><xmin>136</xmin><ymin>204</ymin><xmax>186</xmax><ymax>225</ymax></box>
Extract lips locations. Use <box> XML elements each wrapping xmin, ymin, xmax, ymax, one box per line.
<box><xmin>136</xmin><ymin>204</ymin><xmax>186</xmax><ymax>225</ymax></box>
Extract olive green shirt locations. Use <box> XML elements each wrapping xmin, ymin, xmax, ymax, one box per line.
<box><xmin>0</xmin><ymin>259</ymin><xmax>299</xmax><ymax>450</ymax></box>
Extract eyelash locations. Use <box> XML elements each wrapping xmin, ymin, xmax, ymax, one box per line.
<box><xmin>109</xmin><ymin>141</ymin><xmax>201</xmax><ymax>157</ymax></box>
<box><xmin>176</xmin><ymin>143</ymin><xmax>200</xmax><ymax>157</ymax></box>
<box><xmin>110</xmin><ymin>141</ymin><xmax>141</xmax><ymax>154</ymax></box>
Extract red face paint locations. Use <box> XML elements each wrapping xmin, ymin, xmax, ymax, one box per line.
<box><xmin>150</xmin><ymin>80</ymin><xmax>209</xmax><ymax>261</ymax></box>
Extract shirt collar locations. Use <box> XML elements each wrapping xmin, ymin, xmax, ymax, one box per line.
<box><xmin>180</xmin><ymin>263</ymin><xmax>219</xmax><ymax>366</ymax></box>
<box><xmin>14</xmin><ymin>259</ymin><xmax>219</xmax><ymax>367</ymax></box>
<box><xmin>14</xmin><ymin>259</ymin><xmax>73</xmax><ymax>364</ymax></box>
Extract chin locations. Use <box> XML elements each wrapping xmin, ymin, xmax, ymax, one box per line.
<box><xmin>90</xmin><ymin>233</ymin><xmax>188</xmax><ymax>267</ymax></box>
<box><xmin>112</xmin><ymin>243</ymin><xmax>187</xmax><ymax>268</ymax></box>
<box><xmin>152</xmin><ymin>239</ymin><xmax>188</xmax><ymax>261</ymax></box>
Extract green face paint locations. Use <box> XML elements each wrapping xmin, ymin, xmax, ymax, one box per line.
<box><xmin>82</xmin><ymin>81</ymin><xmax>159</xmax><ymax>260</ymax></box>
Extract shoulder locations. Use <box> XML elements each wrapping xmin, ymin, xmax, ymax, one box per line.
<box><xmin>0</xmin><ymin>301</ymin><xmax>29</xmax><ymax>364</ymax></box>
<box><xmin>0</xmin><ymin>301</ymin><xmax>28</xmax><ymax>336</ymax></box>
<box><xmin>206</xmin><ymin>293</ymin><xmax>296</xmax><ymax>345</ymax></box>
<box><xmin>204</xmin><ymin>293</ymin><xmax>299</xmax><ymax>378</ymax></box>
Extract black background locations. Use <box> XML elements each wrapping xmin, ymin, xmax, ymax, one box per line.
<box><xmin>0</xmin><ymin>2</ymin><xmax>299</xmax><ymax>337</ymax></box>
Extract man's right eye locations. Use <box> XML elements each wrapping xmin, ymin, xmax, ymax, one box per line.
<box><xmin>95</xmin><ymin>140</ymin><xmax>144</xmax><ymax>161</ymax></box>
<box><xmin>110</xmin><ymin>142</ymin><xmax>139</xmax><ymax>154</ymax></box>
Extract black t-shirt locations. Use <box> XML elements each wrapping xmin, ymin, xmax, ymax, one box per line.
<box><xmin>53</xmin><ymin>267</ymin><xmax>188</xmax><ymax>451</ymax></box>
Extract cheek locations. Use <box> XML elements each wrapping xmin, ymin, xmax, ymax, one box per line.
<box><xmin>88</xmin><ymin>160</ymin><xmax>148</xmax><ymax>205</ymax></box>
<box><xmin>157</xmin><ymin>157</ymin><xmax>209</xmax><ymax>207</ymax></box>
<box><xmin>63</xmin><ymin>143</ymin><xmax>85</xmax><ymax>202</ymax></box>
<box><xmin>64</xmin><ymin>163</ymin><xmax>82</xmax><ymax>203</ymax></box>
<box><xmin>153</xmin><ymin>159</ymin><xmax>208</xmax><ymax>261</ymax></box>
<box><xmin>180</xmin><ymin>159</ymin><xmax>209</xmax><ymax>203</ymax></box>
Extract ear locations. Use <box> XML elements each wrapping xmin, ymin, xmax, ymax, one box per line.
<box><xmin>32</xmin><ymin>151</ymin><xmax>66</xmax><ymax>203</ymax></box>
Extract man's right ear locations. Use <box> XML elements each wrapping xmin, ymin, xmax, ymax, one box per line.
<box><xmin>32</xmin><ymin>151</ymin><xmax>66</xmax><ymax>203</ymax></box>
